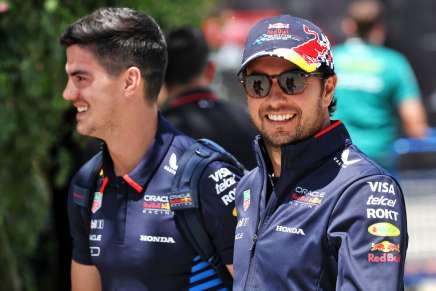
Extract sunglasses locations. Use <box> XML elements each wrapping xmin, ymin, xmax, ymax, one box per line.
<box><xmin>240</xmin><ymin>70</ymin><xmax>324</xmax><ymax>98</ymax></box>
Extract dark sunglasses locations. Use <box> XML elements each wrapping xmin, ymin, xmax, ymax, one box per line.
<box><xmin>239</xmin><ymin>70</ymin><xmax>324</xmax><ymax>98</ymax></box>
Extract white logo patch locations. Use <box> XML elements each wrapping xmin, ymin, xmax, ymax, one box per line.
<box><xmin>209</xmin><ymin>167</ymin><xmax>233</xmax><ymax>183</ymax></box>
<box><xmin>221</xmin><ymin>188</ymin><xmax>236</xmax><ymax>206</ymax></box>
<box><xmin>367</xmin><ymin>208</ymin><xmax>399</xmax><ymax>221</ymax></box>
<box><xmin>90</xmin><ymin>246</ymin><xmax>100</xmax><ymax>257</ymax></box>
<box><xmin>90</xmin><ymin>219</ymin><xmax>104</xmax><ymax>230</ymax></box>
<box><xmin>139</xmin><ymin>235</ymin><xmax>176</xmax><ymax>244</ymax></box>
<box><xmin>235</xmin><ymin>232</ymin><xmax>244</xmax><ymax>240</ymax></box>
<box><xmin>164</xmin><ymin>153</ymin><xmax>178</xmax><ymax>175</ymax></box>
<box><xmin>367</xmin><ymin>182</ymin><xmax>396</xmax><ymax>195</ymax></box>
<box><xmin>236</xmin><ymin>217</ymin><xmax>249</xmax><ymax>228</ymax></box>
<box><xmin>275</xmin><ymin>225</ymin><xmax>305</xmax><ymax>235</ymax></box>
<box><xmin>367</xmin><ymin>195</ymin><xmax>396</xmax><ymax>207</ymax></box>
<box><xmin>89</xmin><ymin>234</ymin><xmax>102</xmax><ymax>241</ymax></box>
<box><xmin>341</xmin><ymin>149</ymin><xmax>361</xmax><ymax>167</ymax></box>
<box><xmin>268</xmin><ymin>22</ymin><xmax>290</xmax><ymax>29</ymax></box>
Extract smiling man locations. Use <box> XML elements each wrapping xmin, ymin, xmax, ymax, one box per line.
<box><xmin>233</xmin><ymin>15</ymin><xmax>408</xmax><ymax>290</ymax></box>
<box><xmin>60</xmin><ymin>7</ymin><xmax>242</xmax><ymax>291</ymax></box>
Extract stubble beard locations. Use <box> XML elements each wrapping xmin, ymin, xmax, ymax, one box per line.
<box><xmin>253</xmin><ymin>98</ymin><xmax>325</xmax><ymax>149</ymax></box>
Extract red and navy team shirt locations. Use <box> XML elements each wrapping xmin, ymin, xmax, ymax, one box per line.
<box><xmin>68</xmin><ymin>115</ymin><xmax>241</xmax><ymax>291</ymax></box>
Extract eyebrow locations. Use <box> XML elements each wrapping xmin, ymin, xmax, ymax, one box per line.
<box><xmin>69</xmin><ymin>69</ymin><xmax>89</xmax><ymax>76</ymax></box>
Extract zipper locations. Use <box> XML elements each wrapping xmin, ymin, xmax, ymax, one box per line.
<box><xmin>243</xmin><ymin>230</ymin><xmax>259</xmax><ymax>290</ymax></box>
<box><xmin>242</xmin><ymin>139</ymin><xmax>272</xmax><ymax>290</ymax></box>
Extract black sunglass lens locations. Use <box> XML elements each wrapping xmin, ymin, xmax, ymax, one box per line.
<box><xmin>245</xmin><ymin>75</ymin><xmax>270</xmax><ymax>97</ymax></box>
<box><xmin>279</xmin><ymin>71</ymin><xmax>306</xmax><ymax>94</ymax></box>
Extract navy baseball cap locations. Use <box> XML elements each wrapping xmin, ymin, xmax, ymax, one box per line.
<box><xmin>239</xmin><ymin>15</ymin><xmax>334</xmax><ymax>74</ymax></box>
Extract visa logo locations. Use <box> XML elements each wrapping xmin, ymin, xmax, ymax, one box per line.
<box><xmin>367</xmin><ymin>182</ymin><xmax>395</xmax><ymax>195</ymax></box>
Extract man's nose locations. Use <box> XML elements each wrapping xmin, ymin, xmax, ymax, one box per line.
<box><xmin>62</xmin><ymin>80</ymin><xmax>78</xmax><ymax>101</ymax></box>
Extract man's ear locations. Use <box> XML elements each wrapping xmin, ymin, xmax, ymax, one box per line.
<box><xmin>322</xmin><ymin>75</ymin><xmax>337</xmax><ymax>108</ymax></box>
<box><xmin>123</xmin><ymin>66</ymin><xmax>142</xmax><ymax>96</ymax></box>
<box><xmin>203</xmin><ymin>61</ymin><xmax>216</xmax><ymax>84</ymax></box>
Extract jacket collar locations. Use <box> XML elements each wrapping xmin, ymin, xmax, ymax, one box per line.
<box><xmin>254</xmin><ymin>120</ymin><xmax>351</xmax><ymax>197</ymax></box>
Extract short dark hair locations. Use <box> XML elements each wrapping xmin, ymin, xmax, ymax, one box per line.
<box><xmin>165</xmin><ymin>27</ymin><xmax>209</xmax><ymax>87</ymax></box>
<box><xmin>60</xmin><ymin>7</ymin><xmax>167</xmax><ymax>102</ymax></box>
<box><xmin>319</xmin><ymin>67</ymin><xmax>337</xmax><ymax>115</ymax></box>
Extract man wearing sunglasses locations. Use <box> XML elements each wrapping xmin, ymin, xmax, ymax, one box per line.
<box><xmin>233</xmin><ymin>15</ymin><xmax>408</xmax><ymax>290</ymax></box>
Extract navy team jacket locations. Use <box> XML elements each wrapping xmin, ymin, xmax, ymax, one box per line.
<box><xmin>68</xmin><ymin>115</ymin><xmax>241</xmax><ymax>291</ymax></box>
<box><xmin>233</xmin><ymin>121</ymin><xmax>408</xmax><ymax>291</ymax></box>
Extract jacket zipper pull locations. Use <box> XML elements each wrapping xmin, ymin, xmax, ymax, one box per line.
<box><xmin>249</xmin><ymin>233</ymin><xmax>258</xmax><ymax>255</ymax></box>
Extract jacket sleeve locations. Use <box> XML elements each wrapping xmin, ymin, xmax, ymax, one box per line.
<box><xmin>67</xmin><ymin>173</ymin><xmax>93</xmax><ymax>265</ymax></box>
<box><xmin>327</xmin><ymin>174</ymin><xmax>408</xmax><ymax>290</ymax></box>
<box><xmin>197</xmin><ymin>161</ymin><xmax>242</xmax><ymax>265</ymax></box>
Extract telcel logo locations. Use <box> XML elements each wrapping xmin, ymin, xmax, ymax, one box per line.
<box><xmin>367</xmin><ymin>195</ymin><xmax>396</xmax><ymax>207</ymax></box>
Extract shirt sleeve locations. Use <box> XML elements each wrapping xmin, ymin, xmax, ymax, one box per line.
<box><xmin>327</xmin><ymin>174</ymin><xmax>408</xmax><ymax>290</ymax></box>
<box><xmin>197</xmin><ymin>160</ymin><xmax>242</xmax><ymax>265</ymax></box>
<box><xmin>67</xmin><ymin>174</ymin><xmax>93</xmax><ymax>265</ymax></box>
<box><xmin>392</xmin><ymin>52</ymin><xmax>421</xmax><ymax>104</ymax></box>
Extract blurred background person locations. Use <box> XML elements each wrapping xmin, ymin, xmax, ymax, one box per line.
<box><xmin>161</xmin><ymin>26</ymin><xmax>257</xmax><ymax>169</ymax></box>
<box><xmin>332</xmin><ymin>0</ymin><xmax>428</xmax><ymax>171</ymax></box>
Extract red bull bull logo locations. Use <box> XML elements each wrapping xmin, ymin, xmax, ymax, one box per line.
<box><xmin>291</xmin><ymin>25</ymin><xmax>332</xmax><ymax>72</ymax></box>
<box><xmin>371</xmin><ymin>241</ymin><xmax>400</xmax><ymax>253</ymax></box>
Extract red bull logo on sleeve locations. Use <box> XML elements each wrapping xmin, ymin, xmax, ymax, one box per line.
<box><xmin>370</xmin><ymin>240</ymin><xmax>400</xmax><ymax>253</ymax></box>
<box><xmin>368</xmin><ymin>253</ymin><xmax>400</xmax><ymax>263</ymax></box>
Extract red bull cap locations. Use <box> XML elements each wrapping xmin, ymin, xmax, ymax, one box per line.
<box><xmin>239</xmin><ymin>15</ymin><xmax>334</xmax><ymax>74</ymax></box>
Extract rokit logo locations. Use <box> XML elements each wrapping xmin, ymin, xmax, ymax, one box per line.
<box><xmin>367</xmin><ymin>208</ymin><xmax>399</xmax><ymax>221</ymax></box>
<box><xmin>164</xmin><ymin>153</ymin><xmax>178</xmax><ymax>175</ymax></box>
<box><xmin>367</xmin><ymin>181</ymin><xmax>396</xmax><ymax>195</ymax></box>
<box><xmin>209</xmin><ymin>167</ymin><xmax>237</xmax><ymax>206</ymax></box>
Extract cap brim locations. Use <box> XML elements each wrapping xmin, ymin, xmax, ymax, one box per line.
<box><xmin>238</xmin><ymin>48</ymin><xmax>318</xmax><ymax>75</ymax></box>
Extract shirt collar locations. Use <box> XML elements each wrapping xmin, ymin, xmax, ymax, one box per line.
<box><xmin>102</xmin><ymin>113</ymin><xmax>176</xmax><ymax>193</ymax></box>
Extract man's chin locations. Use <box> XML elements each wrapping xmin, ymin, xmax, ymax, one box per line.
<box><xmin>76</xmin><ymin>125</ymin><xmax>97</xmax><ymax>138</ymax></box>
<box><xmin>263</xmin><ymin>133</ymin><xmax>296</xmax><ymax>148</ymax></box>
